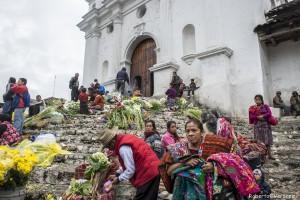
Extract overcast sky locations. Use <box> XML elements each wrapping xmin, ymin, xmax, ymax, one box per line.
<box><xmin>0</xmin><ymin>0</ymin><xmax>87</xmax><ymax>101</ymax></box>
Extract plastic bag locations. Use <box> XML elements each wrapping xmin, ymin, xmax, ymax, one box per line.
<box><xmin>17</xmin><ymin>139</ymin><xmax>71</xmax><ymax>168</ymax></box>
<box><xmin>35</xmin><ymin>133</ymin><xmax>56</xmax><ymax>144</ymax></box>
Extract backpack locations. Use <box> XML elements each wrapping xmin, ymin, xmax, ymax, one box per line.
<box><xmin>99</xmin><ymin>85</ymin><xmax>106</xmax><ymax>95</ymax></box>
<box><xmin>23</xmin><ymin>91</ymin><xmax>31</xmax><ymax>107</ymax></box>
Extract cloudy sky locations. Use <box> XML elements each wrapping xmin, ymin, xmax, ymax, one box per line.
<box><xmin>0</xmin><ymin>0</ymin><xmax>87</xmax><ymax>101</ymax></box>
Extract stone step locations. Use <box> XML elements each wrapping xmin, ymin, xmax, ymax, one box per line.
<box><xmin>26</xmin><ymin>183</ymin><xmax>69</xmax><ymax>199</ymax></box>
<box><xmin>273</xmin><ymin>139</ymin><xmax>300</xmax><ymax>147</ymax></box>
<box><xmin>30</xmin><ymin>163</ymin><xmax>76</xmax><ymax>185</ymax></box>
<box><xmin>24</xmin><ymin>109</ymin><xmax>300</xmax><ymax>199</ymax></box>
<box><xmin>272</xmin><ymin>149</ymin><xmax>300</xmax><ymax>158</ymax></box>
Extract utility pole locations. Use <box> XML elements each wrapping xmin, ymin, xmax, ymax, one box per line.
<box><xmin>52</xmin><ymin>75</ymin><xmax>56</xmax><ymax>97</ymax></box>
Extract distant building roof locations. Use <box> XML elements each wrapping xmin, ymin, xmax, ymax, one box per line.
<box><xmin>254</xmin><ymin>0</ymin><xmax>300</xmax><ymax>46</ymax></box>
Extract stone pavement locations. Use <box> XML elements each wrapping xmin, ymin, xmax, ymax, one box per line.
<box><xmin>25</xmin><ymin>112</ymin><xmax>300</xmax><ymax>199</ymax></box>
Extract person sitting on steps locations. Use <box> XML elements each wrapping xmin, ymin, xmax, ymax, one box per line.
<box><xmin>290</xmin><ymin>91</ymin><xmax>300</xmax><ymax>117</ymax></box>
<box><xmin>273</xmin><ymin>91</ymin><xmax>289</xmax><ymax>116</ymax></box>
<box><xmin>187</xmin><ymin>79</ymin><xmax>199</xmax><ymax>98</ymax></box>
<box><xmin>90</xmin><ymin>90</ymin><xmax>105</xmax><ymax>111</ymax></box>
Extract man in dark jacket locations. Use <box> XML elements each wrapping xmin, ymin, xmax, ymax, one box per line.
<box><xmin>69</xmin><ymin>73</ymin><xmax>79</xmax><ymax>101</ymax></box>
<box><xmin>2</xmin><ymin>77</ymin><xmax>16</xmax><ymax>117</ymax></box>
<box><xmin>170</xmin><ymin>71</ymin><xmax>182</xmax><ymax>97</ymax></box>
<box><xmin>116</xmin><ymin>68</ymin><xmax>129</xmax><ymax>95</ymax></box>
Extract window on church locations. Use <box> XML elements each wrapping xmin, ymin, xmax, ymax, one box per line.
<box><xmin>107</xmin><ymin>24</ymin><xmax>114</xmax><ymax>33</ymax></box>
<box><xmin>101</xmin><ymin>61</ymin><xmax>109</xmax><ymax>82</ymax></box>
<box><xmin>182</xmin><ymin>24</ymin><xmax>196</xmax><ymax>55</ymax></box>
<box><xmin>137</xmin><ymin>5</ymin><xmax>147</xmax><ymax>18</ymax></box>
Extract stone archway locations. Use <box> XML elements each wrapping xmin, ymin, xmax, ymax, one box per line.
<box><xmin>130</xmin><ymin>38</ymin><xmax>157</xmax><ymax>97</ymax></box>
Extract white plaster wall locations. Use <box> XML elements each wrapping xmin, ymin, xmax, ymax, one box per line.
<box><xmin>268</xmin><ymin>41</ymin><xmax>300</xmax><ymax>104</ymax></box>
<box><xmin>198</xmin><ymin>55</ymin><xmax>233</xmax><ymax>114</ymax></box>
<box><xmin>82</xmin><ymin>36</ymin><xmax>99</xmax><ymax>86</ymax></box>
<box><xmin>259</xmin><ymin>43</ymin><xmax>273</xmax><ymax>106</ymax></box>
<box><xmin>169</xmin><ymin>0</ymin><xmax>270</xmax><ymax>116</ymax></box>
<box><xmin>152</xmin><ymin>68</ymin><xmax>174</xmax><ymax>95</ymax></box>
<box><xmin>120</xmin><ymin>0</ymin><xmax>161</xmax><ymax>62</ymax></box>
<box><xmin>98</xmin><ymin>28</ymin><xmax>115</xmax><ymax>83</ymax></box>
<box><xmin>81</xmin><ymin>0</ymin><xmax>274</xmax><ymax>117</ymax></box>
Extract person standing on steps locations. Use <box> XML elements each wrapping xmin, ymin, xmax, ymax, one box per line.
<box><xmin>2</xmin><ymin>77</ymin><xmax>16</xmax><ymax>117</ymax></box>
<box><xmin>78</xmin><ymin>88</ymin><xmax>89</xmax><ymax>114</ymax></box>
<box><xmin>99</xmin><ymin>128</ymin><xmax>161</xmax><ymax>200</ymax></box>
<box><xmin>11</xmin><ymin>78</ymin><xmax>30</xmax><ymax>134</ymax></box>
<box><xmin>249</xmin><ymin>95</ymin><xmax>275</xmax><ymax>160</ymax></box>
<box><xmin>116</xmin><ymin>67</ymin><xmax>129</xmax><ymax>95</ymax></box>
<box><xmin>178</xmin><ymin>80</ymin><xmax>185</xmax><ymax>98</ymax></box>
<box><xmin>69</xmin><ymin>73</ymin><xmax>79</xmax><ymax>101</ymax></box>
<box><xmin>170</xmin><ymin>71</ymin><xmax>182</xmax><ymax>96</ymax></box>
<box><xmin>165</xmin><ymin>84</ymin><xmax>177</xmax><ymax>111</ymax></box>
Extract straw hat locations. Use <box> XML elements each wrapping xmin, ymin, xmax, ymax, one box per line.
<box><xmin>98</xmin><ymin>127</ymin><xmax>118</xmax><ymax>147</ymax></box>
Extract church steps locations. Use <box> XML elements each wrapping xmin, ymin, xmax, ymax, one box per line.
<box><xmin>24</xmin><ymin>110</ymin><xmax>300</xmax><ymax>199</ymax></box>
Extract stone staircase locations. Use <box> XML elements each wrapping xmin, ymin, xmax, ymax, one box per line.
<box><xmin>264</xmin><ymin>117</ymin><xmax>300</xmax><ymax>198</ymax></box>
<box><xmin>24</xmin><ymin>112</ymin><xmax>300</xmax><ymax>199</ymax></box>
<box><xmin>232</xmin><ymin>116</ymin><xmax>300</xmax><ymax>199</ymax></box>
<box><xmin>25</xmin><ymin>114</ymin><xmax>106</xmax><ymax>199</ymax></box>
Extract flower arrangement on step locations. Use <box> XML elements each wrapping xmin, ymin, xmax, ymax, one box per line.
<box><xmin>184</xmin><ymin>107</ymin><xmax>202</xmax><ymax>120</ymax></box>
<box><xmin>176</xmin><ymin>97</ymin><xmax>188</xmax><ymax>110</ymax></box>
<box><xmin>62</xmin><ymin>179</ymin><xmax>92</xmax><ymax>200</ymax></box>
<box><xmin>62</xmin><ymin>152</ymin><xmax>111</xmax><ymax>200</ymax></box>
<box><xmin>123</xmin><ymin>97</ymin><xmax>166</xmax><ymax>111</ymax></box>
<box><xmin>106</xmin><ymin>101</ymin><xmax>144</xmax><ymax>130</ymax></box>
<box><xmin>0</xmin><ymin>146</ymin><xmax>38</xmax><ymax>190</ymax></box>
<box><xmin>84</xmin><ymin>152</ymin><xmax>111</xmax><ymax>180</ymax></box>
<box><xmin>45</xmin><ymin>193</ymin><xmax>59</xmax><ymax>200</ymax></box>
<box><xmin>63</xmin><ymin>101</ymin><xmax>80</xmax><ymax>116</ymax></box>
<box><xmin>24</xmin><ymin>106</ymin><xmax>64</xmax><ymax>128</ymax></box>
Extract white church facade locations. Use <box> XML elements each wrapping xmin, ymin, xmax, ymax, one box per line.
<box><xmin>78</xmin><ymin>0</ymin><xmax>300</xmax><ymax>117</ymax></box>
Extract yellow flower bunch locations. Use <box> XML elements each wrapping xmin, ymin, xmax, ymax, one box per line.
<box><xmin>1</xmin><ymin>139</ymin><xmax>69</xmax><ymax>188</ymax></box>
<box><xmin>14</xmin><ymin>148</ymin><xmax>38</xmax><ymax>175</ymax></box>
<box><xmin>0</xmin><ymin>145</ymin><xmax>38</xmax><ymax>186</ymax></box>
<box><xmin>0</xmin><ymin>163</ymin><xmax>5</xmax><ymax>183</ymax></box>
<box><xmin>45</xmin><ymin>193</ymin><xmax>56</xmax><ymax>200</ymax></box>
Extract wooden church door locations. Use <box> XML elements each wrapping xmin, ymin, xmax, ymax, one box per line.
<box><xmin>130</xmin><ymin>38</ymin><xmax>156</xmax><ymax>97</ymax></box>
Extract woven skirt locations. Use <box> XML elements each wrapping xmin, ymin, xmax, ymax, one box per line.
<box><xmin>254</xmin><ymin>121</ymin><xmax>273</xmax><ymax>146</ymax></box>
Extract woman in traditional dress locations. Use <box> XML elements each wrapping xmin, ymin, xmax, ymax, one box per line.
<box><xmin>165</xmin><ymin>84</ymin><xmax>177</xmax><ymax>111</ymax></box>
<box><xmin>249</xmin><ymin>95</ymin><xmax>274</xmax><ymax>160</ymax></box>
<box><xmin>144</xmin><ymin>120</ymin><xmax>163</xmax><ymax>159</ymax></box>
<box><xmin>161</xmin><ymin>121</ymin><xmax>181</xmax><ymax>151</ymax></box>
<box><xmin>162</xmin><ymin>119</ymin><xmax>259</xmax><ymax>200</ymax></box>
